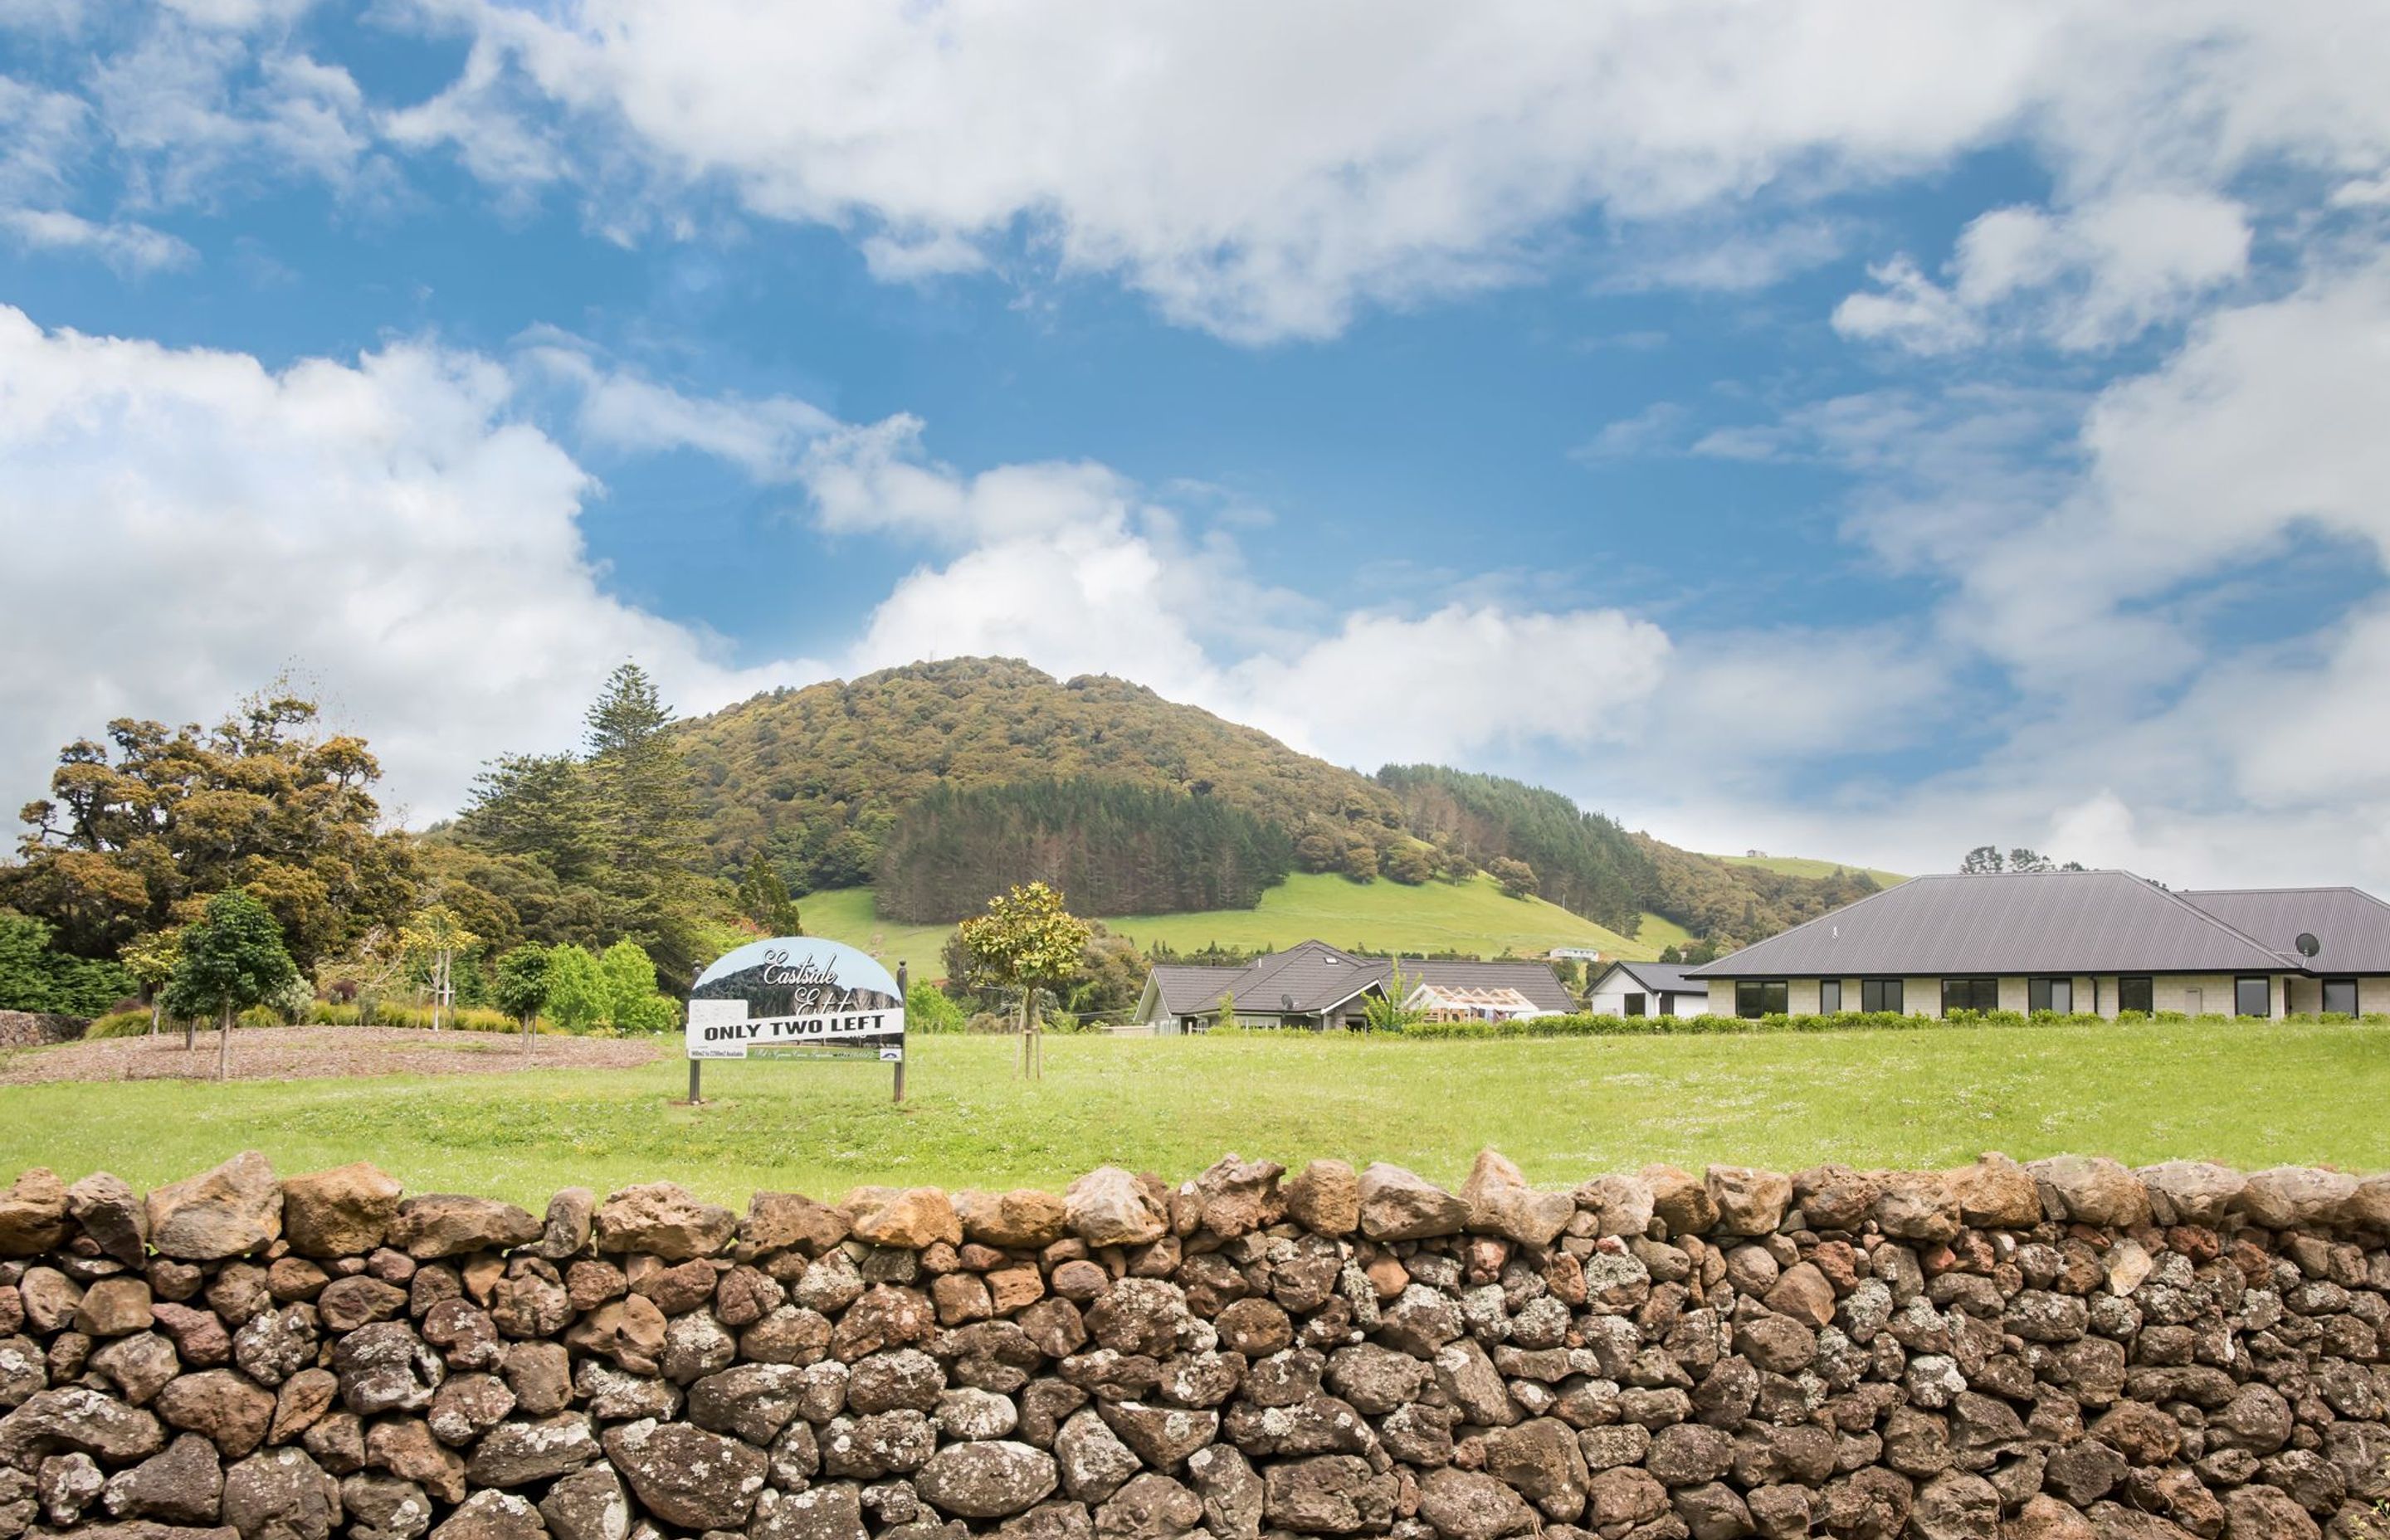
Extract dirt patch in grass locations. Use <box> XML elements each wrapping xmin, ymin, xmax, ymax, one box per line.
<box><xmin>0</xmin><ymin>1025</ymin><xmax>663</xmax><ymax>1085</ymax></box>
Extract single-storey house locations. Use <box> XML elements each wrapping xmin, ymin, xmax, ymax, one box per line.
<box><xmin>1132</xmin><ymin>940</ymin><xmax>1573</xmax><ymax>1032</ymax></box>
<box><xmin>1584</xmin><ymin>959</ymin><xmax>1712</xmax><ymax>1018</ymax></box>
<box><xmin>1685</xmin><ymin>869</ymin><xmax>2390</xmax><ymax>1018</ymax></box>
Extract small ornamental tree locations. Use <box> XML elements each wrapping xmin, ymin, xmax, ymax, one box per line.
<box><xmin>490</xmin><ymin>943</ymin><xmax>551</xmax><ymax>1050</ymax></box>
<box><xmin>120</xmin><ymin>928</ymin><xmax>182</xmax><ymax>1037</ymax></box>
<box><xmin>163</xmin><ymin>890</ymin><xmax>299</xmax><ymax>1080</ymax></box>
<box><xmin>544</xmin><ymin>944</ymin><xmax>607</xmax><ymax>1035</ymax></box>
<box><xmin>1361</xmin><ymin>961</ymin><xmax>1427</xmax><ymax>1032</ymax></box>
<box><xmin>598</xmin><ymin>938</ymin><xmax>676</xmax><ymax>1033</ymax></box>
<box><xmin>401</xmin><ymin>904</ymin><xmax>478</xmax><ymax>1031</ymax></box>
<box><xmin>956</xmin><ymin>881</ymin><xmax>1090</xmax><ymax>1080</ymax></box>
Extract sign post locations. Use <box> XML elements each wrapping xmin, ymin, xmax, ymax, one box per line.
<box><xmin>683</xmin><ymin>937</ymin><xmax>907</xmax><ymax>1106</ymax></box>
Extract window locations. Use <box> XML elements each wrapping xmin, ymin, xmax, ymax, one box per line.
<box><xmin>1622</xmin><ymin>992</ymin><xmax>1646</xmax><ymax>1017</ymax></box>
<box><xmin>1735</xmin><ymin>979</ymin><xmax>1788</xmax><ymax>1018</ymax></box>
<box><xmin>2324</xmin><ymin>978</ymin><xmax>2359</xmax><ymax>1016</ymax></box>
<box><xmin>1817</xmin><ymin>979</ymin><xmax>1842</xmax><ymax>1013</ymax></box>
<box><xmin>2117</xmin><ymin>977</ymin><xmax>2153</xmax><ymax>1014</ymax></box>
<box><xmin>1861</xmin><ymin>977</ymin><xmax>1904</xmax><ymax>1013</ymax></box>
<box><xmin>2234</xmin><ymin>976</ymin><xmax>2271</xmax><ymax>1017</ymax></box>
<box><xmin>1941</xmin><ymin>977</ymin><xmax>2000</xmax><ymax>1014</ymax></box>
<box><xmin>2027</xmin><ymin>977</ymin><xmax>2073</xmax><ymax>1014</ymax></box>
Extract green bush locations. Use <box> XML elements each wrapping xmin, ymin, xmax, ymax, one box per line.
<box><xmin>906</xmin><ymin>979</ymin><xmax>968</xmax><ymax>1034</ymax></box>
<box><xmin>84</xmin><ymin>1008</ymin><xmax>158</xmax><ymax>1040</ymax></box>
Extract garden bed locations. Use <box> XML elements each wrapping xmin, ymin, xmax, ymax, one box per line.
<box><xmin>0</xmin><ymin>1023</ymin><xmax>662</xmax><ymax>1084</ymax></box>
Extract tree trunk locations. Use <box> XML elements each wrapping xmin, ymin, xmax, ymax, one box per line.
<box><xmin>521</xmin><ymin>1011</ymin><xmax>534</xmax><ymax>1055</ymax></box>
<box><xmin>149</xmin><ymin>998</ymin><xmax>160</xmax><ymax>1038</ymax></box>
<box><xmin>217</xmin><ymin>1001</ymin><xmax>233</xmax><ymax>1082</ymax></box>
<box><xmin>183</xmin><ymin>1010</ymin><xmax>196</xmax><ymax>1051</ymax></box>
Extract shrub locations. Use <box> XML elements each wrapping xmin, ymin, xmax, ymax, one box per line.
<box><xmin>906</xmin><ymin>980</ymin><xmax>968</xmax><ymax>1034</ymax></box>
<box><xmin>85</xmin><ymin>1009</ymin><xmax>158</xmax><ymax>1040</ymax></box>
<box><xmin>1369</xmin><ymin>1008</ymin><xmax>2388</xmax><ymax>1040</ymax></box>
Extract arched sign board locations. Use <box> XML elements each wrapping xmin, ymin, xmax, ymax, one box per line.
<box><xmin>685</xmin><ymin>937</ymin><xmax>905</xmax><ymax>1065</ymax></box>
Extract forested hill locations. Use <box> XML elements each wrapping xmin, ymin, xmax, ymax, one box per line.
<box><xmin>668</xmin><ymin>657</ymin><xmax>1880</xmax><ymax>947</ymax></box>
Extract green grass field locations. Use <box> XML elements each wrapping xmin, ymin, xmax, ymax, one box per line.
<box><xmin>1714</xmin><ymin>853</ymin><xmax>1910</xmax><ymax>887</ymax></box>
<box><xmin>804</xmin><ymin>873</ymin><xmax>1661</xmax><ymax>971</ymax></box>
<box><xmin>3</xmin><ymin>1020</ymin><xmax>2381</xmax><ymax>1206</ymax></box>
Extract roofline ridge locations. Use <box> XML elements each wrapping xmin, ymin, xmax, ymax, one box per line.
<box><xmin>1684</xmin><ymin>873</ymin><xmax>1921</xmax><ymax>973</ymax></box>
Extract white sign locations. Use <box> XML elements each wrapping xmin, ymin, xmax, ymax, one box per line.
<box><xmin>685</xmin><ymin>937</ymin><xmax>905</xmax><ymax>1062</ymax></box>
<box><xmin>1549</xmin><ymin>947</ymin><xmax>1603</xmax><ymax>961</ymax></box>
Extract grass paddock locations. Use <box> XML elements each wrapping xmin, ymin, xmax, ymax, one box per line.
<box><xmin>0</xmin><ymin>1019</ymin><xmax>2381</xmax><ymax>1206</ymax></box>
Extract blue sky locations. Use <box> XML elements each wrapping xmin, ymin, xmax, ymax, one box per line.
<box><xmin>4</xmin><ymin>1</ymin><xmax>2390</xmax><ymax>887</ymax></box>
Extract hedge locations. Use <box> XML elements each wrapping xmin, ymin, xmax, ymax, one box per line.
<box><xmin>1224</xmin><ymin>1008</ymin><xmax>2388</xmax><ymax>1040</ymax></box>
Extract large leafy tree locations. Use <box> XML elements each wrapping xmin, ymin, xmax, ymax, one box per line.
<box><xmin>955</xmin><ymin>881</ymin><xmax>1091</xmax><ymax>1079</ymax></box>
<box><xmin>7</xmin><ymin>692</ymin><xmax>415</xmax><ymax>965</ymax></box>
<box><xmin>163</xmin><ymin>889</ymin><xmax>299</xmax><ymax>1079</ymax></box>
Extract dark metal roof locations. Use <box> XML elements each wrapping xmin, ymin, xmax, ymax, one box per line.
<box><xmin>1145</xmin><ymin>943</ymin><xmax>1572</xmax><ymax>1016</ymax></box>
<box><xmin>1685</xmin><ymin>870</ymin><xmax>2294</xmax><ymax>977</ymax></box>
<box><xmin>2178</xmin><ymin>888</ymin><xmax>2390</xmax><ymax>973</ymax></box>
<box><xmin>1593</xmin><ymin>960</ymin><xmax>1710</xmax><ymax>995</ymax></box>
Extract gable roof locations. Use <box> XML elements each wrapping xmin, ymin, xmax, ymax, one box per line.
<box><xmin>1592</xmin><ymin>959</ymin><xmax>1710</xmax><ymax>995</ymax></box>
<box><xmin>1685</xmin><ymin>870</ymin><xmax>2293</xmax><ymax>977</ymax></box>
<box><xmin>1142</xmin><ymin>943</ymin><xmax>1573</xmax><ymax>1016</ymax></box>
<box><xmin>2178</xmin><ymin>887</ymin><xmax>2390</xmax><ymax>973</ymax></box>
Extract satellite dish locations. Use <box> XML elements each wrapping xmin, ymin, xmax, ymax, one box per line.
<box><xmin>2295</xmin><ymin>932</ymin><xmax>2320</xmax><ymax>958</ymax></box>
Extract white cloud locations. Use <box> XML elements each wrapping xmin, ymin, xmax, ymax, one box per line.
<box><xmin>0</xmin><ymin>305</ymin><xmax>819</xmax><ymax>823</ymax></box>
<box><xmin>1835</xmin><ymin>192</ymin><xmax>2252</xmax><ymax>353</ymax></box>
<box><xmin>368</xmin><ymin>0</ymin><xmax>2390</xmax><ymax>340</ymax></box>
<box><xmin>0</xmin><ymin>207</ymin><xmax>194</xmax><ymax>272</ymax></box>
<box><xmin>514</xmin><ymin>333</ymin><xmax>836</xmax><ymax>479</ymax></box>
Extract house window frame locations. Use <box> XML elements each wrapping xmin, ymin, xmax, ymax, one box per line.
<box><xmin>2233</xmin><ymin>975</ymin><xmax>2272</xmax><ymax>1018</ymax></box>
<box><xmin>1817</xmin><ymin>978</ymin><xmax>1842</xmax><ymax>1013</ymax></box>
<box><xmin>1941</xmin><ymin>977</ymin><xmax>2000</xmax><ymax>1014</ymax></box>
<box><xmin>1734</xmin><ymin>979</ymin><xmax>1788</xmax><ymax>1018</ymax></box>
<box><xmin>2027</xmin><ymin>977</ymin><xmax>2074</xmax><ymax>1014</ymax></box>
<box><xmin>1622</xmin><ymin>992</ymin><xmax>1646</xmax><ymax>1017</ymax></box>
<box><xmin>2116</xmin><ymin>976</ymin><xmax>2153</xmax><ymax>1014</ymax></box>
<box><xmin>1860</xmin><ymin>977</ymin><xmax>1904</xmax><ymax>1013</ymax></box>
<box><xmin>2322</xmin><ymin>977</ymin><xmax>2359</xmax><ymax>1016</ymax></box>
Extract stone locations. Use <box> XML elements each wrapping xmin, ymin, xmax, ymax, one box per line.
<box><xmin>2134</xmin><ymin>1162</ymin><xmax>2246</xmax><ymax>1227</ymax></box>
<box><xmin>279</xmin><ymin>1166</ymin><xmax>402</xmax><ymax>1260</ymax></box>
<box><xmin>2236</xmin><ymin>1168</ymin><xmax>2358</xmax><ymax>1230</ymax></box>
<box><xmin>1873</xmin><ymin>1173</ymin><xmax>1963</xmax><ymax>1243</ymax></box>
<box><xmin>363</xmin><ymin>1421</ymin><xmax>464</xmax><ymax>1505</ymax></box>
<box><xmin>0</xmin><ymin>1384</ymin><xmax>163</xmax><ymax>1469</ymax></box>
<box><xmin>688</xmin><ymin>1364</ymin><xmax>814</xmax><ymax>1444</ymax></box>
<box><xmin>1062</xmin><ymin>1171</ymin><xmax>1168</xmax><ymax>1249</ymax></box>
<box><xmin>20</xmin><ymin>1268</ymin><xmax>81</xmax><ymax>1333</ymax></box>
<box><xmin>339</xmin><ymin>1473</ymin><xmax>432</xmax><ymax>1540</ymax></box>
<box><xmin>1762</xmin><ymin>1263</ymin><xmax>1835</xmax><ymax>1328</ymax></box>
<box><xmin>149</xmin><ymin>1304</ymin><xmax>229</xmax><ymax>1369</ymax></box>
<box><xmin>156</xmin><ymin>1373</ymin><xmax>276</xmax><ymax>1460</ymax></box>
<box><xmin>1188</xmin><ymin>1156</ymin><xmax>1284</xmax><ymax>1240</ymax></box>
<box><xmin>1907</xmin><ymin>1473</ymin><xmax>1997</xmax><ymax>1540</ymax></box>
<box><xmin>954</xmin><ymin>1192</ymin><xmax>1069</xmax><ymax>1251</ymax></box>
<box><xmin>92</xmin><ymin>1335</ymin><xmax>182</xmax><ymax>1408</ymax></box>
<box><xmin>1639</xmin><ymin>1166</ymin><xmax>1719</xmax><ymax>1235</ymax></box>
<box><xmin>386</xmin><ymin>1198</ymin><xmax>539</xmax><ymax>1260</ymax></box>
<box><xmin>332</xmin><ymin>1322</ymin><xmax>444</xmax><ymax>1416</ymax></box>
<box><xmin>1704</xmin><ymin>1166</ymin><xmax>1792</xmax><ymax>1236</ymax></box>
<box><xmin>2027</xmin><ymin>1157</ymin><xmax>2151</xmax><ymax>1228</ymax></box>
<box><xmin>104</xmin><ymin>1435</ymin><xmax>226</xmax><ymax>1525</ymax></box>
<box><xmin>1943</xmin><ymin>1155</ymin><xmax>2042</xmax><ymax>1229</ymax></box>
<box><xmin>592</xmin><ymin>1184</ymin><xmax>737</xmax><ymax>1261</ymax></box>
<box><xmin>1279</xmin><ymin>1161</ymin><xmax>1359</xmax><ymax>1237</ymax></box>
<box><xmin>0</xmin><ymin>1170</ymin><xmax>69</xmax><ymax>1258</ymax></box>
<box><xmin>267</xmin><ymin>1371</ymin><xmax>339</xmax><ymax>1445</ymax></box>
<box><xmin>1415</xmin><ymin>1469</ymin><xmax>1536</xmax><ymax>1540</ymax></box>
<box><xmin>1481</xmin><ymin>1418</ymin><xmax>1589</xmax><ymax>1521</ymax></box>
<box><xmin>842</xmin><ymin>1188</ymin><xmax>963</xmax><ymax>1250</ymax></box>
<box><xmin>146</xmin><ymin>1156</ymin><xmax>283</xmax><ymax>1262</ymax></box>
<box><xmin>463</xmin><ymin>1416</ymin><xmax>600</xmax><ymax>1487</ymax></box>
<box><xmin>1093</xmin><ymin>1473</ymin><xmax>1201</xmax><ymax>1540</ymax></box>
<box><xmin>219</xmin><ymin>1448</ymin><xmax>340</xmax><ymax>1540</ymax></box>
<box><xmin>743</xmin><ymin>1193</ymin><xmax>851</xmax><ymax>1256</ymax></box>
<box><xmin>2002</xmin><ymin>1496</ymin><xmax>2096</xmax><ymax>1540</ymax></box>
<box><xmin>934</xmin><ymin>1389</ymin><xmax>1017</xmax><ymax>1442</ymax></box>
<box><xmin>1576</xmin><ymin>1174</ymin><xmax>1657</xmax><ymax>1238</ymax></box>
<box><xmin>231</xmin><ymin>1309</ymin><xmax>313</xmax><ymax>1388</ymax></box>
<box><xmin>598</xmin><ymin>1421</ymin><xmax>767</xmax><ymax>1531</ymax></box>
<box><xmin>1261</xmin><ymin>1455</ymin><xmax>1397</xmax><ymax>1536</ymax></box>
<box><xmin>76</xmin><ymin>1279</ymin><xmax>154</xmax><ymax>1338</ymax></box>
<box><xmin>67</xmin><ymin>1175</ymin><xmax>150</xmax><ymax>1267</ymax></box>
<box><xmin>1358</xmin><ymin>1164</ymin><xmax>1469</xmax><ymax>1241</ymax></box>
<box><xmin>2218</xmin><ymin>1484</ymin><xmax>2319</xmax><ymax>1540</ymax></box>
<box><xmin>1461</xmin><ymin>1151</ymin><xmax>1573</xmax><ymax>1246</ymax></box>
<box><xmin>535</xmin><ymin>1468</ymin><xmax>627</xmax><ymax>1540</ymax></box>
<box><xmin>751</xmin><ymin>1484</ymin><xmax>867</xmax><ymax>1540</ymax></box>
<box><xmin>429</xmin><ymin>1490</ymin><xmax>546</xmax><ymax>1540</ymax></box>
<box><xmin>1182</xmin><ymin>1445</ymin><xmax>1261</xmax><ymax>1540</ymax></box>
<box><xmin>39</xmin><ymin>1452</ymin><xmax>106</xmax><ymax>1526</ymax></box>
<box><xmin>915</xmin><ymin>1441</ymin><xmax>1060</xmax><ymax>1519</ymax></box>
<box><xmin>1094</xmin><ymin>1401</ymin><xmax>1217</xmax><ymax>1469</ymax></box>
<box><xmin>1053</xmin><ymin>1411</ymin><xmax>1139</xmax><ymax>1504</ymax></box>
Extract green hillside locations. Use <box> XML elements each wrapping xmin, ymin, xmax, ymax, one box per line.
<box><xmin>803</xmin><ymin>871</ymin><xmax>1660</xmax><ymax>973</ymax></box>
<box><xmin>1716</xmin><ymin>853</ymin><xmax>1908</xmax><ymax>888</ymax></box>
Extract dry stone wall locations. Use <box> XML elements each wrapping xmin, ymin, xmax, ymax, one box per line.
<box><xmin>2</xmin><ymin>1152</ymin><xmax>2388</xmax><ymax>1540</ymax></box>
<box><xmin>0</xmin><ymin>1014</ymin><xmax>85</xmax><ymax>1051</ymax></box>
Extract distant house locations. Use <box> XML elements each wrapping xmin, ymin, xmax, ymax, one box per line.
<box><xmin>1131</xmin><ymin>940</ymin><xmax>1574</xmax><ymax>1032</ymax></box>
<box><xmin>1686</xmin><ymin>870</ymin><xmax>2390</xmax><ymax>1018</ymax></box>
<box><xmin>1584</xmin><ymin>959</ymin><xmax>1712</xmax><ymax>1018</ymax></box>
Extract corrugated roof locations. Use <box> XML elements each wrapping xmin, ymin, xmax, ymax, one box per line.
<box><xmin>1149</xmin><ymin>964</ymin><xmax>1242</xmax><ymax>1014</ymax></box>
<box><xmin>2179</xmin><ymin>888</ymin><xmax>2390</xmax><ymax>973</ymax></box>
<box><xmin>1685</xmin><ymin>870</ymin><xmax>2293</xmax><ymax>977</ymax></box>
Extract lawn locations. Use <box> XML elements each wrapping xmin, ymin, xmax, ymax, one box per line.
<box><xmin>804</xmin><ymin>873</ymin><xmax>1666</xmax><ymax>972</ymax></box>
<box><xmin>1714</xmin><ymin>852</ymin><xmax>1910</xmax><ymax>888</ymax></box>
<box><xmin>2</xmin><ymin>1018</ymin><xmax>2381</xmax><ymax>1206</ymax></box>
